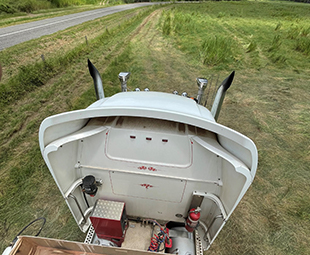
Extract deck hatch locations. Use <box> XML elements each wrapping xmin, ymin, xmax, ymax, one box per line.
<box><xmin>110</xmin><ymin>171</ymin><xmax>186</xmax><ymax>203</ymax></box>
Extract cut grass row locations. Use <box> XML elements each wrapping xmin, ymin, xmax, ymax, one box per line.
<box><xmin>0</xmin><ymin>5</ymin><xmax>160</xmax><ymax>105</ymax></box>
<box><xmin>0</xmin><ymin>4</ymin><xmax>161</xmax><ymax>167</ymax></box>
<box><xmin>0</xmin><ymin>7</ymin><xmax>142</xmax><ymax>82</ymax></box>
<box><xmin>0</xmin><ymin>5</ymin><xmax>163</xmax><ymax>251</ymax></box>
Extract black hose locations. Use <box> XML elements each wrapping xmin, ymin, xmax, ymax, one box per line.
<box><xmin>11</xmin><ymin>217</ymin><xmax>46</xmax><ymax>245</ymax></box>
<box><xmin>83</xmin><ymin>191</ymin><xmax>90</xmax><ymax>208</ymax></box>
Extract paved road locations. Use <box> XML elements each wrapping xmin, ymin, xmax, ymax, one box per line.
<box><xmin>0</xmin><ymin>3</ymin><xmax>161</xmax><ymax>51</ymax></box>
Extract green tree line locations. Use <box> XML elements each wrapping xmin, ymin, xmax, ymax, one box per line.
<box><xmin>0</xmin><ymin>0</ymin><xmax>109</xmax><ymax>14</ymax></box>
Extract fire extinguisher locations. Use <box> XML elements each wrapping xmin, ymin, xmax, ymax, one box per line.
<box><xmin>185</xmin><ymin>207</ymin><xmax>201</xmax><ymax>232</ymax></box>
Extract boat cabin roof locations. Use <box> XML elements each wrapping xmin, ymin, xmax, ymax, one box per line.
<box><xmin>87</xmin><ymin>91</ymin><xmax>215</xmax><ymax>121</ymax></box>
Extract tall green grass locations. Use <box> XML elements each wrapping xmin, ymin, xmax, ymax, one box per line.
<box><xmin>200</xmin><ymin>35</ymin><xmax>238</xmax><ymax>66</ymax></box>
<box><xmin>296</xmin><ymin>37</ymin><xmax>310</xmax><ymax>55</ymax></box>
<box><xmin>158</xmin><ymin>1</ymin><xmax>310</xmax><ymax>71</ymax></box>
<box><xmin>162</xmin><ymin>10</ymin><xmax>171</xmax><ymax>35</ymax></box>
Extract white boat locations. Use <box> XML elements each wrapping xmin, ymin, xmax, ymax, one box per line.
<box><xmin>3</xmin><ymin>60</ymin><xmax>257</xmax><ymax>255</ymax></box>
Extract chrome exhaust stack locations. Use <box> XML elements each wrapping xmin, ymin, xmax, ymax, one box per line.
<box><xmin>118</xmin><ymin>72</ymin><xmax>131</xmax><ymax>92</ymax></box>
<box><xmin>88</xmin><ymin>59</ymin><xmax>104</xmax><ymax>100</ymax></box>
<box><xmin>211</xmin><ymin>71</ymin><xmax>235</xmax><ymax>121</ymax></box>
<box><xmin>196</xmin><ymin>78</ymin><xmax>208</xmax><ymax>104</ymax></box>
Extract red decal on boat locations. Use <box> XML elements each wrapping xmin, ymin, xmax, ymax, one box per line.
<box><xmin>138</xmin><ymin>166</ymin><xmax>157</xmax><ymax>171</ymax></box>
<box><xmin>140</xmin><ymin>184</ymin><xmax>153</xmax><ymax>189</ymax></box>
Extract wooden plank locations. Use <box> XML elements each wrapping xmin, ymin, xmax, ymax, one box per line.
<box><xmin>10</xmin><ymin>236</ymin><xmax>164</xmax><ymax>255</ymax></box>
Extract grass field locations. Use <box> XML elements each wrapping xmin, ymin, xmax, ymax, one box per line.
<box><xmin>0</xmin><ymin>1</ymin><xmax>309</xmax><ymax>254</ymax></box>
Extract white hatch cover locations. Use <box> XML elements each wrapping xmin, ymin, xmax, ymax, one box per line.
<box><xmin>110</xmin><ymin>171</ymin><xmax>186</xmax><ymax>203</ymax></box>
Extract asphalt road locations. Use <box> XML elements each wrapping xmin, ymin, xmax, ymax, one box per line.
<box><xmin>0</xmin><ymin>3</ymin><xmax>161</xmax><ymax>51</ymax></box>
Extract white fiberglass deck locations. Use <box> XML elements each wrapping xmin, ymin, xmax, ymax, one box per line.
<box><xmin>39</xmin><ymin>91</ymin><xmax>257</xmax><ymax>250</ymax></box>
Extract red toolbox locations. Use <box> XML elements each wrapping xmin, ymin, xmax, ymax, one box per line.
<box><xmin>90</xmin><ymin>199</ymin><xmax>127</xmax><ymax>246</ymax></box>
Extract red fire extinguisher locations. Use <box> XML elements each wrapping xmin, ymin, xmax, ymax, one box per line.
<box><xmin>185</xmin><ymin>207</ymin><xmax>201</xmax><ymax>232</ymax></box>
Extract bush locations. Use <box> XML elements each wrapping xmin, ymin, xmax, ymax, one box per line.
<box><xmin>0</xmin><ymin>0</ymin><xmax>51</xmax><ymax>13</ymax></box>
<box><xmin>0</xmin><ymin>3</ymin><xmax>17</xmax><ymax>14</ymax></box>
<box><xmin>0</xmin><ymin>0</ymin><xmax>102</xmax><ymax>12</ymax></box>
<box><xmin>48</xmin><ymin>0</ymin><xmax>99</xmax><ymax>7</ymax></box>
<box><xmin>17</xmin><ymin>0</ymin><xmax>51</xmax><ymax>13</ymax></box>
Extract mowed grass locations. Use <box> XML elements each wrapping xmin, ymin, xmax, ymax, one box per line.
<box><xmin>0</xmin><ymin>4</ymin><xmax>165</xmax><ymax>250</ymax></box>
<box><xmin>0</xmin><ymin>1</ymin><xmax>309</xmax><ymax>254</ymax></box>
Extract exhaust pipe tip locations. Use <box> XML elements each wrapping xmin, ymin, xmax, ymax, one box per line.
<box><xmin>211</xmin><ymin>71</ymin><xmax>235</xmax><ymax>121</ymax></box>
<box><xmin>221</xmin><ymin>70</ymin><xmax>235</xmax><ymax>93</ymax></box>
<box><xmin>88</xmin><ymin>59</ymin><xmax>104</xmax><ymax>100</ymax></box>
